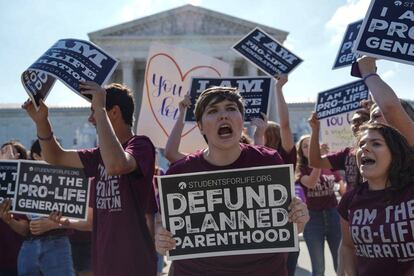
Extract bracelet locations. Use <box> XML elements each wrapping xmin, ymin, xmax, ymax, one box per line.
<box><xmin>363</xmin><ymin>73</ymin><xmax>379</xmax><ymax>82</ymax></box>
<box><xmin>37</xmin><ymin>132</ymin><xmax>54</xmax><ymax>141</ymax></box>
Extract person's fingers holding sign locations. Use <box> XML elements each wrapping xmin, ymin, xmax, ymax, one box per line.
<box><xmin>155</xmin><ymin>214</ymin><xmax>176</xmax><ymax>256</ymax></box>
<box><xmin>288</xmin><ymin>197</ymin><xmax>309</xmax><ymax>234</ymax></box>
<box><xmin>49</xmin><ymin>210</ymin><xmax>70</xmax><ymax>227</ymax></box>
<box><xmin>79</xmin><ymin>81</ymin><xmax>106</xmax><ymax>109</ymax></box>
<box><xmin>275</xmin><ymin>74</ymin><xmax>288</xmax><ymax>88</ymax></box>
<box><xmin>307</xmin><ymin>112</ymin><xmax>320</xmax><ymax>131</ymax></box>
<box><xmin>0</xmin><ymin>199</ymin><xmax>13</xmax><ymax>224</ymax></box>
<box><xmin>29</xmin><ymin>217</ymin><xmax>58</xmax><ymax>236</ymax></box>
<box><xmin>22</xmin><ymin>98</ymin><xmax>49</xmax><ymax>124</ymax></box>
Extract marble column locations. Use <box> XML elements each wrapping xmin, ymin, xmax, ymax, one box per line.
<box><xmin>121</xmin><ymin>59</ymin><xmax>135</xmax><ymax>90</ymax></box>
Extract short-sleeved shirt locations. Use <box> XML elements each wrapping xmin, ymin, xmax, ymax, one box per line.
<box><xmin>278</xmin><ymin>145</ymin><xmax>297</xmax><ymax>168</ymax></box>
<box><xmin>298</xmin><ymin>167</ymin><xmax>341</xmax><ymax>211</ymax></box>
<box><xmin>327</xmin><ymin>147</ymin><xmax>361</xmax><ymax>192</ymax></box>
<box><xmin>337</xmin><ymin>182</ymin><xmax>414</xmax><ymax>275</ymax></box>
<box><xmin>167</xmin><ymin>143</ymin><xmax>289</xmax><ymax>276</ymax></box>
<box><xmin>78</xmin><ymin>135</ymin><xmax>156</xmax><ymax>276</ymax></box>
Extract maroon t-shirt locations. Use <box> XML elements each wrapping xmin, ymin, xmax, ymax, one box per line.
<box><xmin>78</xmin><ymin>135</ymin><xmax>156</xmax><ymax>276</ymax></box>
<box><xmin>327</xmin><ymin>147</ymin><xmax>361</xmax><ymax>192</ymax></box>
<box><xmin>0</xmin><ymin>221</ymin><xmax>23</xmax><ymax>270</ymax></box>
<box><xmin>298</xmin><ymin>167</ymin><xmax>341</xmax><ymax>211</ymax></box>
<box><xmin>278</xmin><ymin>145</ymin><xmax>297</xmax><ymax>169</ymax></box>
<box><xmin>337</xmin><ymin>182</ymin><xmax>414</xmax><ymax>275</ymax></box>
<box><xmin>167</xmin><ymin>143</ymin><xmax>288</xmax><ymax>276</ymax></box>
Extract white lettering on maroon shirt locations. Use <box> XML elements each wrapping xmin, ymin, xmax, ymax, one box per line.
<box><xmin>350</xmin><ymin>200</ymin><xmax>414</xmax><ymax>260</ymax></box>
<box><xmin>95</xmin><ymin>164</ymin><xmax>122</xmax><ymax>211</ymax></box>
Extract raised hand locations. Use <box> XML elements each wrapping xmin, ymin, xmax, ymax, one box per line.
<box><xmin>308</xmin><ymin>112</ymin><xmax>320</xmax><ymax>131</ymax></box>
<box><xmin>275</xmin><ymin>74</ymin><xmax>288</xmax><ymax>88</ymax></box>
<box><xmin>0</xmin><ymin>145</ymin><xmax>18</xmax><ymax>160</ymax></box>
<box><xmin>22</xmin><ymin>98</ymin><xmax>49</xmax><ymax>124</ymax></box>
<box><xmin>179</xmin><ymin>94</ymin><xmax>192</xmax><ymax>114</ymax></box>
<box><xmin>357</xmin><ymin>56</ymin><xmax>377</xmax><ymax>77</ymax></box>
<box><xmin>79</xmin><ymin>81</ymin><xmax>106</xmax><ymax>110</ymax></box>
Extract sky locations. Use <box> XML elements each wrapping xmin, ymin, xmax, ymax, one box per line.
<box><xmin>1</xmin><ymin>0</ymin><xmax>413</xmax><ymax>107</ymax></box>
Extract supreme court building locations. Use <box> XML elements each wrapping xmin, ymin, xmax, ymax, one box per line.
<box><xmin>1</xmin><ymin>4</ymin><xmax>314</xmax><ymax>154</ymax></box>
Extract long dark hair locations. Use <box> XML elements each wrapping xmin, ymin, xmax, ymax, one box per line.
<box><xmin>264</xmin><ymin>121</ymin><xmax>281</xmax><ymax>149</ymax></box>
<box><xmin>295</xmin><ymin>135</ymin><xmax>310</xmax><ymax>181</ymax></box>
<box><xmin>357</xmin><ymin>123</ymin><xmax>414</xmax><ymax>192</ymax></box>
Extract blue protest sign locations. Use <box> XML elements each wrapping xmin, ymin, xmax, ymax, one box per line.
<box><xmin>185</xmin><ymin>77</ymin><xmax>272</xmax><ymax>122</ymax></box>
<box><xmin>0</xmin><ymin>161</ymin><xmax>18</xmax><ymax>203</ymax></box>
<box><xmin>21</xmin><ymin>39</ymin><xmax>119</xmax><ymax>109</ymax></box>
<box><xmin>233</xmin><ymin>27</ymin><xmax>303</xmax><ymax>77</ymax></box>
<box><xmin>354</xmin><ymin>0</ymin><xmax>414</xmax><ymax>65</ymax></box>
<box><xmin>332</xmin><ymin>20</ymin><xmax>363</xmax><ymax>69</ymax></box>
<box><xmin>12</xmin><ymin>161</ymin><xmax>90</xmax><ymax>220</ymax></box>
<box><xmin>315</xmin><ymin>80</ymin><xmax>369</xmax><ymax>119</ymax></box>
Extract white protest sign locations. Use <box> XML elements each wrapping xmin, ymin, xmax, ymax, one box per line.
<box><xmin>320</xmin><ymin>111</ymin><xmax>355</xmax><ymax>153</ymax></box>
<box><xmin>136</xmin><ymin>42</ymin><xmax>230</xmax><ymax>153</ymax></box>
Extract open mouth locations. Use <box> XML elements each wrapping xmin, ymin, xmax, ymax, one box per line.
<box><xmin>361</xmin><ymin>156</ymin><xmax>375</xmax><ymax>166</ymax></box>
<box><xmin>217</xmin><ymin>124</ymin><xmax>233</xmax><ymax>138</ymax></box>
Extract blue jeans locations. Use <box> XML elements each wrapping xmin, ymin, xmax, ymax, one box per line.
<box><xmin>17</xmin><ymin>236</ymin><xmax>74</xmax><ymax>276</ymax></box>
<box><xmin>303</xmin><ymin>208</ymin><xmax>341</xmax><ymax>276</ymax></box>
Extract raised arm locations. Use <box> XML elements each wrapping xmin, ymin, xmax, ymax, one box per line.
<box><xmin>300</xmin><ymin>168</ymin><xmax>322</xmax><ymax>189</ymax></box>
<box><xmin>79</xmin><ymin>81</ymin><xmax>136</xmax><ymax>175</ymax></box>
<box><xmin>338</xmin><ymin>218</ymin><xmax>357</xmax><ymax>276</ymax></box>
<box><xmin>308</xmin><ymin>112</ymin><xmax>333</xmax><ymax>169</ymax></box>
<box><xmin>358</xmin><ymin>56</ymin><xmax>414</xmax><ymax>146</ymax></box>
<box><xmin>165</xmin><ymin>95</ymin><xmax>191</xmax><ymax>163</ymax></box>
<box><xmin>275</xmin><ymin>75</ymin><xmax>295</xmax><ymax>152</ymax></box>
<box><xmin>22</xmin><ymin>100</ymin><xmax>82</xmax><ymax>168</ymax></box>
<box><xmin>251</xmin><ymin>113</ymin><xmax>268</xmax><ymax>146</ymax></box>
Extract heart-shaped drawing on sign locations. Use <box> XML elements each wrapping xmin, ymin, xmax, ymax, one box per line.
<box><xmin>145</xmin><ymin>53</ymin><xmax>223</xmax><ymax>137</ymax></box>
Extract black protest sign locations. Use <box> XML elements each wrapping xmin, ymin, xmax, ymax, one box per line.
<box><xmin>333</xmin><ymin>20</ymin><xmax>363</xmax><ymax>69</ymax></box>
<box><xmin>157</xmin><ymin>165</ymin><xmax>298</xmax><ymax>260</ymax></box>
<box><xmin>315</xmin><ymin>80</ymin><xmax>369</xmax><ymax>120</ymax></box>
<box><xmin>13</xmin><ymin>161</ymin><xmax>90</xmax><ymax>220</ymax></box>
<box><xmin>0</xmin><ymin>161</ymin><xmax>18</xmax><ymax>203</ymax></box>
<box><xmin>354</xmin><ymin>0</ymin><xmax>414</xmax><ymax>65</ymax></box>
<box><xmin>233</xmin><ymin>27</ymin><xmax>303</xmax><ymax>77</ymax></box>
<box><xmin>21</xmin><ymin>39</ymin><xmax>119</xmax><ymax>109</ymax></box>
<box><xmin>185</xmin><ymin>77</ymin><xmax>272</xmax><ymax>122</ymax></box>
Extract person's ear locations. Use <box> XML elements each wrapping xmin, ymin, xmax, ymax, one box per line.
<box><xmin>108</xmin><ymin>105</ymin><xmax>121</xmax><ymax>119</ymax></box>
<box><xmin>197</xmin><ymin>121</ymin><xmax>204</xmax><ymax>134</ymax></box>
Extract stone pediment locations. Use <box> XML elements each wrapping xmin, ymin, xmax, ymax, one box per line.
<box><xmin>89</xmin><ymin>4</ymin><xmax>288</xmax><ymax>40</ymax></box>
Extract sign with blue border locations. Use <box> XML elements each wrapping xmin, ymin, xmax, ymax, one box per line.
<box><xmin>233</xmin><ymin>27</ymin><xmax>303</xmax><ymax>77</ymax></box>
<box><xmin>185</xmin><ymin>77</ymin><xmax>272</xmax><ymax>122</ymax></box>
<box><xmin>315</xmin><ymin>80</ymin><xmax>369</xmax><ymax>119</ymax></box>
<box><xmin>21</xmin><ymin>39</ymin><xmax>118</xmax><ymax>109</ymax></box>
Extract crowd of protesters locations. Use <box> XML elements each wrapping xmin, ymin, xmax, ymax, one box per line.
<box><xmin>0</xmin><ymin>54</ymin><xmax>413</xmax><ymax>276</ymax></box>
